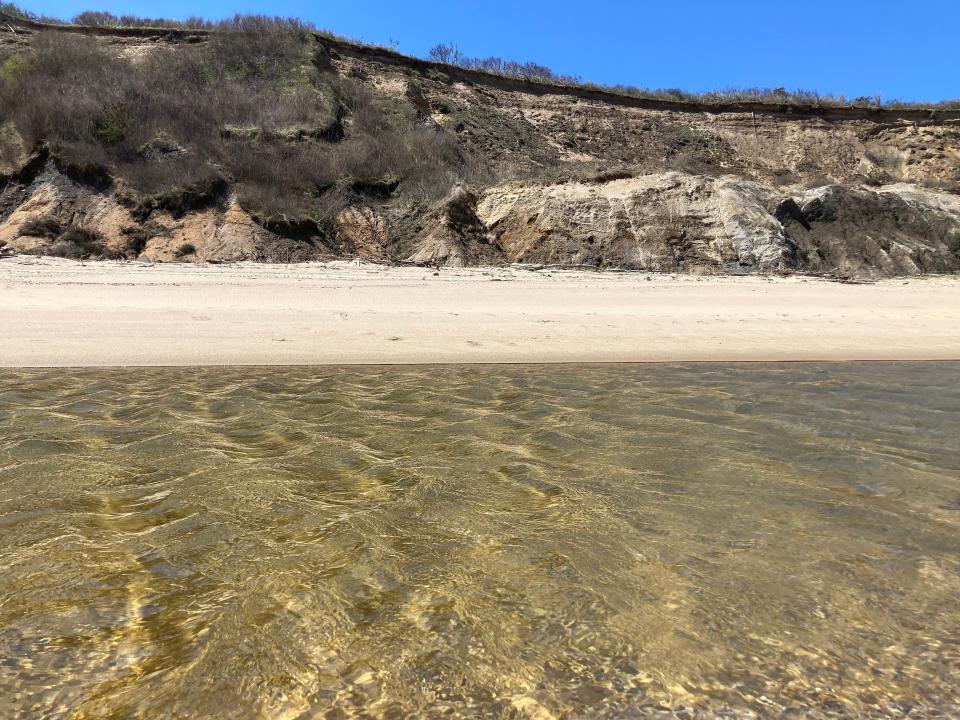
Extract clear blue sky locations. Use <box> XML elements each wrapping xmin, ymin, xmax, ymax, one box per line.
<box><xmin>17</xmin><ymin>0</ymin><xmax>960</xmax><ymax>101</ymax></box>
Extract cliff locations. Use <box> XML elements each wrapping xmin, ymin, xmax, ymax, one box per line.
<box><xmin>1</xmin><ymin>12</ymin><xmax>958</xmax><ymax>276</ymax></box>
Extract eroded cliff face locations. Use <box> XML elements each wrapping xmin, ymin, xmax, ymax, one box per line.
<box><xmin>459</xmin><ymin>176</ymin><xmax>960</xmax><ymax>276</ymax></box>
<box><xmin>473</xmin><ymin>175</ymin><xmax>794</xmax><ymax>272</ymax></box>
<box><xmin>0</xmin><ymin>19</ymin><xmax>958</xmax><ymax>275</ymax></box>
<box><xmin>0</xmin><ymin>157</ymin><xmax>283</xmax><ymax>262</ymax></box>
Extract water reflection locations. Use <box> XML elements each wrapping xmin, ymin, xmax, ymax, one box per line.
<box><xmin>1</xmin><ymin>363</ymin><xmax>959</xmax><ymax>718</ymax></box>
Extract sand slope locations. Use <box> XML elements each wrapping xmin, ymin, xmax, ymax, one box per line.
<box><xmin>1</xmin><ymin>258</ymin><xmax>958</xmax><ymax>366</ymax></box>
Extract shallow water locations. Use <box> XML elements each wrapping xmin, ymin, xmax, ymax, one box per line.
<box><xmin>1</xmin><ymin>363</ymin><xmax>959</xmax><ymax>718</ymax></box>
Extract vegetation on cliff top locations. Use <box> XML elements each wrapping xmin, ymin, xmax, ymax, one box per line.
<box><xmin>1</xmin><ymin>3</ymin><xmax>958</xmax><ymax>112</ymax></box>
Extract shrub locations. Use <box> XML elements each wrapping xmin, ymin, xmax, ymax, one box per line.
<box><xmin>119</xmin><ymin>151</ymin><xmax>216</xmax><ymax>194</ymax></box>
<box><xmin>59</xmin><ymin>225</ymin><xmax>105</xmax><ymax>249</ymax></box>
<box><xmin>427</xmin><ymin>43</ymin><xmax>460</xmax><ymax>65</ymax></box>
<box><xmin>0</xmin><ymin>2</ymin><xmax>62</xmax><ymax>22</ymax></box>
<box><xmin>0</xmin><ymin>33</ymin><xmax>122</xmax><ymax>150</ymax></box>
<box><xmin>19</xmin><ymin>215</ymin><xmax>63</xmax><ymax>239</ymax></box>
<box><xmin>72</xmin><ymin>11</ymin><xmax>214</xmax><ymax>29</ymax></box>
<box><xmin>235</xmin><ymin>182</ymin><xmax>315</xmax><ymax>220</ymax></box>
<box><xmin>53</xmin><ymin>144</ymin><xmax>113</xmax><ymax>188</ymax></box>
<box><xmin>0</xmin><ymin>121</ymin><xmax>24</xmax><ymax>171</ymax></box>
<box><xmin>208</xmin><ymin>15</ymin><xmax>313</xmax><ymax>81</ymax></box>
<box><xmin>224</xmin><ymin>141</ymin><xmax>337</xmax><ymax>218</ymax></box>
<box><xmin>175</xmin><ymin>242</ymin><xmax>196</xmax><ymax>257</ymax></box>
<box><xmin>22</xmin><ymin>31</ymin><xmax>112</xmax><ymax>81</ymax></box>
<box><xmin>427</xmin><ymin>42</ymin><xmax>575</xmax><ymax>83</ymax></box>
<box><xmin>118</xmin><ymin>15</ymin><xmax>213</xmax><ymax>29</ymax></box>
<box><xmin>1</xmin><ymin>2</ymin><xmax>37</xmax><ymax>19</ymax></box>
<box><xmin>1</xmin><ymin>54</ymin><xmax>29</xmax><ymax>81</ymax></box>
<box><xmin>120</xmin><ymin>226</ymin><xmax>150</xmax><ymax>255</ymax></box>
<box><xmin>146</xmin><ymin>174</ymin><xmax>228</xmax><ymax>219</ymax></box>
<box><xmin>72</xmin><ymin>11</ymin><xmax>119</xmax><ymax>26</ymax></box>
<box><xmin>44</xmin><ymin>226</ymin><xmax>109</xmax><ymax>258</ymax></box>
<box><xmin>92</xmin><ymin>102</ymin><xmax>132</xmax><ymax>146</ymax></box>
<box><xmin>119</xmin><ymin>221</ymin><xmax>170</xmax><ymax>256</ymax></box>
<box><xmin>118</xmin><ymin>157</ymin><xmax>228</xmax><ymax>221</ymax></box>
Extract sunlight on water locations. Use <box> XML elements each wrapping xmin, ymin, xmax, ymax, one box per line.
<box><xmin>1</xmin><ymin>363</ymin><xmax>959</xmax><ymax>718</ymax></box>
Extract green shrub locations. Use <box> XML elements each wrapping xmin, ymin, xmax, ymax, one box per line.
<box><xmin>92</xmin><ymin>102</ymin><xmax>132</xmax><ymax>146</ymax></box>
<box><xmin>1</xmin><ymin>54</ymin><xmax>29</xmax><ymax>81</ymax></box>
<box><xmin>175</xmin><ymin>242</ymin><xmax>196</xmax><ymax>257</ymax></box>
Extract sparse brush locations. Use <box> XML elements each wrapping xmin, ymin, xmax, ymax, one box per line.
<box><xmin>38</xmin><ymin>225</ymin><xmax>112</xmax><ymax>259</ymax></box>
<box><xmin>427</xmin><ymin>43</ymin><xmax>577</xmax><ymax>84</ymax></box>
<box><xmin>19</xmin><ymin>215</ymin><xmax>63</xmax><ymax>239</ymax></box>
<box><xmin>71</xmin><ymin>10</ymin><xmax>214</xmax><ymax>29</ymax></box>
<box><xmin>120</xmin><ymin>226</ymin><xmax>150</xmax><ymax>255</ymax></box>
<box><xmin>208</xmin><ymin>15</ymin><xmax>314</xmax><ymax>82</ymax></box>
<box><xmin>0</xmin><ymin>2</ymin><xmax>63</xmax><ymax>22</ymax></box>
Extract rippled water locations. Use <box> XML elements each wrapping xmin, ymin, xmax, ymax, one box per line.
<box><xmin>1</xmin><ymin>364</ymin><xmax>959</xmax><ymax>718</ymax></box>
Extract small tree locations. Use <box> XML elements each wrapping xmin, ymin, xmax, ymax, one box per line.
<box><xmin>73</xmin><ymin>11</ymin><xmax>120</xmax><ymax>26</ymax></box>
<box><xmin>428</xmin><ymin>42</ymin><xmax>458</xmax><ymax>65</ymax></box>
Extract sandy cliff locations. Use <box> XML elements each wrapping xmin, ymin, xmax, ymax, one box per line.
<box><xmin>1</xmin><ymin>14</ymin><xmax>958</xmax><ymax>276</ymax></box>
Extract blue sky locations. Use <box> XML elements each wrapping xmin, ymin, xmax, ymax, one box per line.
<box><xmin>17</xmin><ymin>0</ymin><xmax>960</xmax><ymax>101</ymax></box>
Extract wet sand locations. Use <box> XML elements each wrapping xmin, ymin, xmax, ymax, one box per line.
<box><xmin>1</xmin><ymin>257</ymin><xmax>958</xmax><ymax>366</ymax></box>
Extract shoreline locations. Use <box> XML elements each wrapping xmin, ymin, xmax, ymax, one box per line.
<box><xmin>2</xmin><ymin>257</ymin><xmax>959</xmax><ymax>367</ymax></box>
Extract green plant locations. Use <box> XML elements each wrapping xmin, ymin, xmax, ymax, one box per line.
<box><xmin>92</xmin><ymin>102</ymin><xmax>131</xmax><ymax>146</ymax></box>
<box><xmin>1</xmin><ymin>54</ymin><xmax>29</xmax><ymax>81</ymax></box>
<box><xmin>175</xmin><ymin>242</ymin><xmax>196</xmax><ymax>257</ymax></box>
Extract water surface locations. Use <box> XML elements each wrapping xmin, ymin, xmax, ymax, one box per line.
<box><xmin>1</xmin><ymin>363</ymin><xmax>959</xmax><ymax>718</ymax></box>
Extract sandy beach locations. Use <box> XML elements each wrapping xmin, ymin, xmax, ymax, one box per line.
<box><xmin>1</xmin><ymin>256</ymin><xmax>958</xmax><ymax>366</ymax></box>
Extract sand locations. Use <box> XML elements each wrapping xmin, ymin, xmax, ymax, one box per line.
<box><xmin>1</xmin><ymin>256</ymin><xmax>958</xmax><ymax>366</ymax></box>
